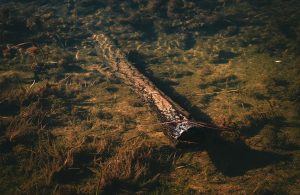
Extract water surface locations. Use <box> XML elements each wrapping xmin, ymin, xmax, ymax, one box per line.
<box><xmin>0</xmin><ymin>0</ymin><xmax>299</xmax><ymax>194</ymax></box>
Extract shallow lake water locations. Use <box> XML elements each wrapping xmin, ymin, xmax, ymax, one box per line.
<box><xmin>0</xmin><ymin>0</ymin><xmax>299</xmax><ymax>194</ymax></box>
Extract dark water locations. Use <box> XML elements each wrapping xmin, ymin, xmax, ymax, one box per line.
<box><xmin>0</xmin><ymin>0</ymin><xmax>299</xmax><ymax>194</ymax></box>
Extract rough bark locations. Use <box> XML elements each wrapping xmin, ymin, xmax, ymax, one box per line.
<box><xmin>93</xmin><ymin>33</ymin><xmax>205</xmax><ymax>141</ymax></box>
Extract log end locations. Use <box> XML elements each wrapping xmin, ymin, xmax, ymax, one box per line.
<box><xmin>168</xmin><ymin>121</ymin><xmax>207</xmax><ymax>143</ymax></box>
<box><xmin>177</xmin><ymin>126</ymin><xmax>207</xmax><ymax>143</ymax></box>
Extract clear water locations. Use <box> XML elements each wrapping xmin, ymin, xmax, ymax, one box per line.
<box><xmin>0</xmin><ymin>0</ymin><xmax>299</xmax><ymax>194</ymax></box>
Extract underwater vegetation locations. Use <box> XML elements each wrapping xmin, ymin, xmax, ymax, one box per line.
<box><xmin>0</xmin><ymin>0</ymin><xmax>300</xmax><ymax>194</ymax></box>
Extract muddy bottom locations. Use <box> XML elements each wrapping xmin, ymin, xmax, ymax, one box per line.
<box><xmin>0</xmin><ymin>0</ymin><xmax>299</xmax><ymax>194</ymax></box>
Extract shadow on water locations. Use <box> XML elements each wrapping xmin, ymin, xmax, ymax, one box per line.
<box><xmin>239</xmin><ymin>116</ymin><xmax>286</xmax><ymax>138</ymax></box>
<box><xmin>177</xmin><ymin>131</ymin><xmax>291</xmax><ymax>177</ymax></box>
<box><xmin>240</xmin><ymin>115</ymin><xmax>300</xmax><ymax>138</ymax></box>
<box><xmin>126</xmin><ymin>50</ymin><xmax>291</xmax><ymax>177</ymax></box>
<box><xmin>206</xmin><ymin>135</ymin><xmax>291</xmax><ymax>177</ymax></box>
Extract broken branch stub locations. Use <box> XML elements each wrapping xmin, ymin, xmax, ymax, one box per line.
<box><xmin>93</xmin><ymin>34</ymin><xmax>206</xmax><ymax>142</ymax></box>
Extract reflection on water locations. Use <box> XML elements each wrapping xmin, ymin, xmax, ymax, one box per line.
<box><xmin>0</xmin><ymin>0</ymin><xmax>299</xmax><ymax>194</ymax></box>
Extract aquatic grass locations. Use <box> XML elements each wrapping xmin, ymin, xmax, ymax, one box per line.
<box><xmin>0</xmin><ymin>0</ymin><xmax>300</xmax><ymax>194</ymax></box>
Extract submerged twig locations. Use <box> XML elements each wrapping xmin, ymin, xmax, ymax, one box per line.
<box><xmin>192</xmin><ymin>89</ymin><xmax>240</xmax><ymax>96</ymax></box>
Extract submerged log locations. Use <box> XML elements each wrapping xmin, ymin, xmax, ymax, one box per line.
<box><xmin>93</xmin><ymin>33</ymin><xmax>208</xmax><ymax>142</ymax></box>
